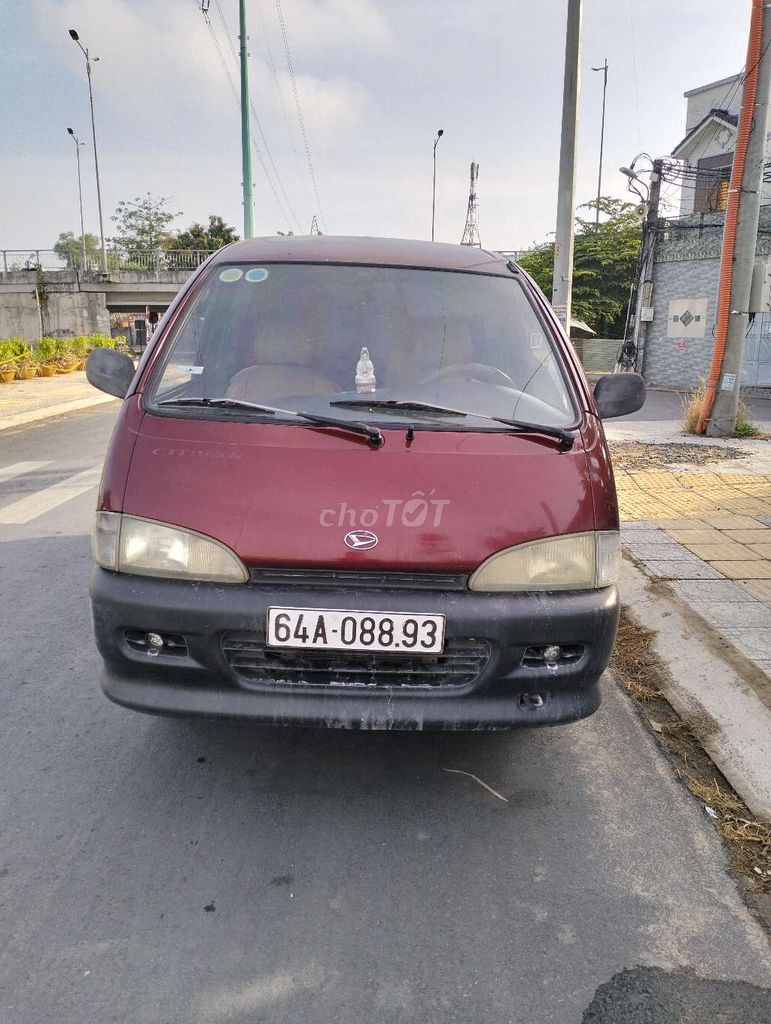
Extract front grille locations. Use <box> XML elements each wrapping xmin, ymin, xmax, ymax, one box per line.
<box><xmin>221</xmin><ymin>633</ymin><xmax>490</xmax><ymax>689</ymax></box>
<box><xmin>248</xmin><ymin>568</ymin><xmax>468</xmax><ymax>591</ymax></box>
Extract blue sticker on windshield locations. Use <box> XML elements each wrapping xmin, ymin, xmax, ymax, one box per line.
<box><xmin>245</xmin><ymin>267</ymin><xmax>269</xmax><ymax>283</ymax></box>
<box><xmin>219</xmin><ymin>268</ymin><xmax>243</xmax><ymax>282</ymax></box>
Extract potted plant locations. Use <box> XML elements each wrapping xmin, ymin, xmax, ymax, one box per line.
<box><xmin>35</xmin><ymin>337</ymin><xmax>59</xmax><ymax>376</ymax></box>
<box><xmin>15</xmin><ymin>355</ymin><xmax>38</xmax><ymax>380</ymax></box>
<box><xmin>0</xmin><ymin>340</ymin><xmax>20</xmax><ymax>383</ymax></box>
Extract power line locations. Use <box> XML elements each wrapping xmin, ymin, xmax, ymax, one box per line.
<box><xmin>255</xmin><ymin>0</ymin><xmax>301</xmax><ymax>165</ymax></box>
<box><xmin>213</xmin><ymin>0</ymin><xmax>302</xmax><ymax>232</ymax></box>
<box><xmin>195</xmin><ymin>0</ymin><xmax>295</xmax><ymax>232</ymax></box>
<box><xmin>274</xmin><ymin>0</ymin><xmax>327</xmax><ymax>231</ymax></box>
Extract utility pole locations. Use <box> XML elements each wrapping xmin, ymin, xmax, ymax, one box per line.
<box><xmin>552</xmin><ymin>0</ymin><xmax>583</xmax><ymax>334</ymax></box>
<box><xmin>591</xmin><ymin>59</ymin><xmax>608</xmax><ymax>228</ymax></box>
<box><xmin>630</xmin><ymin>159</ymin><xmax>663</xmax><ymax>373</ymax></box>
<box><xmin>704</xmin><ymin>0</ymin><xmax>771</xmax><ymax>436</ymax></box>
<box><xmin>239</xmin><ymin>0</ymin><xmax>254</xmax><ymax>238</ymax></box>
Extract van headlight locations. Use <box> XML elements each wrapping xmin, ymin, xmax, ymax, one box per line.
<box><xmin>92</xmin><ymin>512</ymin><xmax>248</xmax><ymax>583</ymax></box>
<box><xmin>468</xmin><ymin>531</ymin><xmax>620</xmax><ymax>592</ymax></box>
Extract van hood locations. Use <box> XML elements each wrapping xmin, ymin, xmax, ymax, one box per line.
<box><xmin>122</xmin><ymin>414</ymin><xmax>595</xmax><ymax>572</ymax></box>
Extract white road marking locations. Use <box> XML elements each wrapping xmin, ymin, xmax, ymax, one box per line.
<box><xmin>0</xmin><ymin>461</ymin><xmax>52</xmax><ymax>484</ymax></box>
<box><xmin>0</xmin><ymin>466</ymin><xmax>102</xmax><ymax>525</ymax></box>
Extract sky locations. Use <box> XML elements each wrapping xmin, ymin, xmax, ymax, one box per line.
<box><xmin>0</xmin><ymin>0</ymin><xmax>751</xmax><ymax>253</ymax></box>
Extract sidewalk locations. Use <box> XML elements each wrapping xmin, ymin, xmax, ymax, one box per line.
<box><xmin>607</xmin><ymin>424</ymin><xmax>771</xmax><ymax>819</ymax></box>
<box><xmin>0</xmin><ymin>371</ymin><xmax>116</xmax><ymax>432</ymax></box>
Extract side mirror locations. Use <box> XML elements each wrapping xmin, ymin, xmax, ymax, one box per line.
<box><xmin>86</xmin><ymin>348</ymin><xmax>136</xmax><ymax>399</ymax></box>
<box><xmin>593</xmin><ymin>372</ymin><xmax>646</xmax><ymax>419</ymax></box>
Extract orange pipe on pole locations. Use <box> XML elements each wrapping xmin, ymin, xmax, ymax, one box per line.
<box><xmin>697</xmin><ymin>0</ymin><xmax>765</xmax><ymax>433</ymax></box>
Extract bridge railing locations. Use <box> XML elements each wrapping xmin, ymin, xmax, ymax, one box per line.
<box><xmin>0</xmin><ymin>249</ymin><xmax>218</xmax><ymax>276</ymax></box>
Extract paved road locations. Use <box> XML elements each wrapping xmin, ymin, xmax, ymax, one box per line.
<box><xmin>614</xmin><ymin>386</ymin><xmax>771</xmax><ymax>425</ymax></box>
<box><xmin>1</xmin><ymin>405</ymin><xmax>770</xmax><ymax>1024</ymax></box>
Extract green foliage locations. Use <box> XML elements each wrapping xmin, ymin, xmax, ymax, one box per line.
<box><xmin>52</xmin><ymin>231</ymin><xmax>102</xmax><ymax>269</ymax></box>
<box><xmin>0</xmin><ymin>338</ymin><xmax>31</xmax><ymax>367</ymax></box>
<box><xmin>517</xmin><ymin>197</ymin><xmax>642</xmax><ymax>337</ymax></box>
<box><xmin>35</xmin><ymin>337</ymin><xmax>61</xmax><ymax>361</ymax></box>
<box><xmin>733</xmin><ymin>420</ymin><xmax>762</xmax><ymax>438</ymax></box>
<box><xmin>168</xmin><ymin>215</ymin><xmax>239</xmax><ymax>251</ymax></box>
<box><xmin>111</xmin><ymin>192</ymin><xmax>182</xmax><ymax>252</ymax></box>
<box><xmin>0</xmin><ymin>334</ymin><xmax>116</xmax><ymax>370</ymax></box>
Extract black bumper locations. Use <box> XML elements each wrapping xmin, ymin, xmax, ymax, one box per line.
<box><xmin>90</xmin><ymin>569</ymin><xmax>619</xmax><ymax>730</ymax></box>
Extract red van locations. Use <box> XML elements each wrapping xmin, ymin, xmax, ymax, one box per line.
<box><xmin>87</xmin><ymin>236</ymin><xmax>644</xmax><ymax>730</ymax></box>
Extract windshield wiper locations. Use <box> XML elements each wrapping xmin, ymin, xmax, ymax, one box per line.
<box><xmin>329</xmin><ymin>398</ymin><xmax>574</xmax><ymax>449</ymax></box>
<box><xmin>330</xmin><ymin>398</ymin><xmax>465</xmax><ymax>416</ymax></box>
<box><xmin>483</xmin><ymin>416</ymin><xmax>575</xmax><ymax>450</ymax></box>
<box><xmin>158</xmin><ymin>397</ymin><xmax>384</xmax><ymax>447</ymax></box>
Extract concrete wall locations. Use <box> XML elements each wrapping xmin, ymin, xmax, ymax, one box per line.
<box><xmin>0</xmin><ymin>270</ymin><xmax>187</xmax><ymax>339</ymax></box>
<box><xmin>581</xmin><ymin>338</ymin><xmax>622</xmax><ymax>373</ymax></box>
<box><xmin>642</xmin><ymin>210</ymin><xmax>771</xmax><ymax>389</ymax></box>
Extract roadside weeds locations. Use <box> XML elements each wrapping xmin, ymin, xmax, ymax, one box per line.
<box><xmin>612</xmin><ymin>615</ymin><xmax>771</xmax><ymax>907</ymax></box>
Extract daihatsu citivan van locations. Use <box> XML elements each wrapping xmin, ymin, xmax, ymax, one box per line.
<box><xmin>87</xmin><ymin>236</ymin><xmax>645</xmax><ymax>730</ymax></box>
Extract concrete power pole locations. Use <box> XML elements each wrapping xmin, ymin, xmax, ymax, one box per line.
<box><xmin>631</xmin><ymin>159</ymin><xmax>663</xmax><ymax>373</ymax></box>
<box><xmin>239</xmin><ymin>0</ymin><xmax>254</xmax><ymax>239</ymax></box>
<box><xmin>552</xmin><ymin>0</ymin><xmax>583</xmax><ymax>334</ymax></box>
<box><xmin>706</xmin><ymin>2</ymin><xmax>771</xmax><ymax>435</ymax></box>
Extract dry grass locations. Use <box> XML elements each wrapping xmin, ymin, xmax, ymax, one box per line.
<box><xmin>686</xmin><ymin>778</ymin><xmax>771</xmax><ymax>851</ymax></box>
<box><xmin>681</xmin><ymin>381</ymin><xmax>707</xmax><ymax>435</ymax></box>
<box><xmin>612</xmin><ymin>612</ymin><xmax>771</xmax><ymax>893</ymax></box>
<box><xmin>681</xmin><ymin>382</ymin><xmax>760</xmax><ymax>437</ymax></box>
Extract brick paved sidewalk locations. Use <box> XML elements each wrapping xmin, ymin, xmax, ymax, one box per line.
<box><xmin>616</xmin><ymin>466</ymin><xmax>771</xmax><ymax>677</ymax></box>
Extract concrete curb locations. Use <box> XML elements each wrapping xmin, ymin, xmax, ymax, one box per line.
<box><xmin>0</xmin><ymin>393</ymin><xmax>117</xmax><ymax>433</ymax></box>
<box><xmin>620</xmin><ymin>557</ymin><xmax>771</xmax><ymax>822</ymax></box>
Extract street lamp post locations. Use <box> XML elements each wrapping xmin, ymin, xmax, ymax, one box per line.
<box><xmin>431</xmin><ymin>129</ymin><xmax>444</xmax><ymax>242</ymax></box>
<box><xmin>67</xmin><ymin>128</ymin><xmax>87</xmax><ymax>270</ymax></box>
<box><xmin>591</xmin><ymin>59</ymin><xmax>608</xmax><ymax>228</ymax></box>
<box><xmin>69</xmin><ymin>29</ymin><xmax>107</xmax><ymax>275</ymax></box>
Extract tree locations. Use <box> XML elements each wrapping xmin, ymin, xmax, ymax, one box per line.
<box><xmin>110</xmin><ymin>192</ymin><xmax>182</xmax><ymax>253</ymax></box>
<box><xmin>52</xmin><ymin>231</ymin><xmax>101</xmax><ymax>269</ymax></box>
<box><xmin>168</xmin><ymin>215</ymin><xmax>239</xmax><ymax>250</ymax></box>
<box><xmin>518</xmin><ymin>198</ymin><xmax>642</xmax><ymax>337</ymax></box>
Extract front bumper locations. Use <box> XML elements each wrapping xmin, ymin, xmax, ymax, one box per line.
<box><xmin>90</xmin><ymin>568</ymin><xmax>619</xmax><ymax>730</ymax></box>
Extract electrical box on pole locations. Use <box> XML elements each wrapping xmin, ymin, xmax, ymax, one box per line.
<box><xmin>749</xmin><ymin>258</ymin><xmax>771</xmax><ymax>312</ymax></box>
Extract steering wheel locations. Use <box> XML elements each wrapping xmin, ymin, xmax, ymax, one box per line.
<box><xmin>421</xmin><ymin>362</ymin><xmax>517</xmax><ymax>388</ymax></box>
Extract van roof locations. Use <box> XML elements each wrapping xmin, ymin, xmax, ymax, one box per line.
<box><xmin>210</xmin><ymin>235</ymin><xmax>513</xmax><ymax>273</ymax></box>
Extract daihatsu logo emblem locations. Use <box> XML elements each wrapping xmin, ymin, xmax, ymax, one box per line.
<box><xmin>344</xmin><ymin>530</ymin><xmax>378</xmax><ymax>551</ymax></box>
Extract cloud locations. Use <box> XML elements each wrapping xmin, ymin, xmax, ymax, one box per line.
<box><xmin>272</xmin><ymin>0</ymin><xmax>392</xmax><ymax>55</ymax></box>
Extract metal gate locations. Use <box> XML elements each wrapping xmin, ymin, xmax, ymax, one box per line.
<box><xmin>744</xmin><ymin>314</ymin><xmax>771</xmax><ymax>386</ymax></box>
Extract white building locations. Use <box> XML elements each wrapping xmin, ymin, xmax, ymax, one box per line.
<box><xmin>672</xmin><ymin>74</ymin><xmax>771</xmax><ymax>216</ymax></box>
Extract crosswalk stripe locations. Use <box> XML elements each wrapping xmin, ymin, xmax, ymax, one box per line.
<box><xmin>0</xmin><ymin>466</ymin><xmax>102</xmax><ymax>525</ymax></box>
<box><xmin>0</xmin><ymin>461</ymin><xmax>52</xmax><ymax>484</ymax></box>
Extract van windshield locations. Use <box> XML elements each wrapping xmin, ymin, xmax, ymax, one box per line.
<box><xmin>146</xmin><ymin>263</ymin><xmax>577</xmax><ymax>429</ymax></box>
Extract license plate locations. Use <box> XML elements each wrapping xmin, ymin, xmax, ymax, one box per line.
<box><xmin>267</xmin><ymin>607</ymin><xmax>445</xmax><ymax>654</ymax></box>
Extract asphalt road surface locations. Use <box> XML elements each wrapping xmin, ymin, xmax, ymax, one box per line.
<box><xmin>1</xmin><ymin>405</ymin><xmax>770</xmax><ymax>1024</ymax></box>
<box><xmin>612</xmin><ymin>386</ymin><xmax>771</xmax><ymax>425</ymax></box>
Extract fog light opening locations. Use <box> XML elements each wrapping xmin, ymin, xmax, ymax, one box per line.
<box><xmin>521</xmin><ymin>692</ymin><xmax>546</xmax><ymax>710</ymax></box>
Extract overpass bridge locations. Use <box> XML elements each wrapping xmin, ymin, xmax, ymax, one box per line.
<box><xmin>0</xmin><ymin>246</ymin><xmax>529</xmax><ymax>341</ymax></box>
<box><xmin>0</xmin><ymin>250</ymin><xmax>213</xmax><ymax>339</ymax></box>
